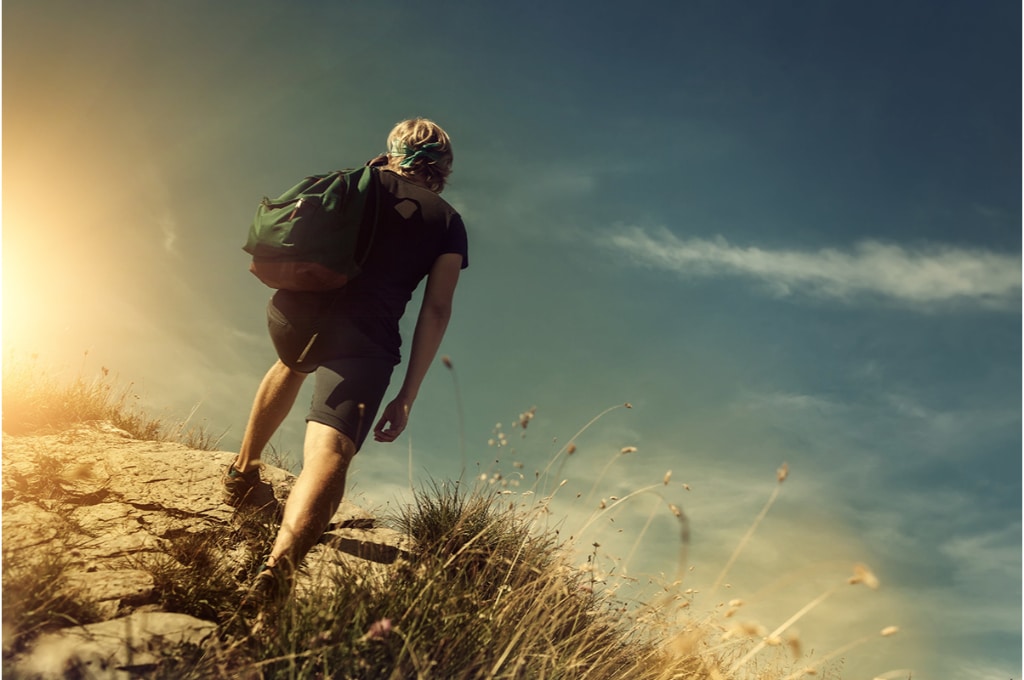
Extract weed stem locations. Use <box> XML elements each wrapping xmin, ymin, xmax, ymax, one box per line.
<box><xmin>710</xmin><ymin>479</ymin><xmax>783</xmax><ymax>595</ymax></box>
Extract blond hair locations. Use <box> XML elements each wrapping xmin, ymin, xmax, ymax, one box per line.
<box><xmin>385</xmin><ymin>118</ymin><xmax>454</xmax><ymax>193</ymax></box>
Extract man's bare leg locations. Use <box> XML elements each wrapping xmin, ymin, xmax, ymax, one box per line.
<box><xmin>265</xmin><ymin>421</ymin><xmax>356</xmax><ymax>573</ymax></box>
<box><xmin>233</xmin><ymin>360</ymin><xmax>307</xmax><ymax>473</ymax></box>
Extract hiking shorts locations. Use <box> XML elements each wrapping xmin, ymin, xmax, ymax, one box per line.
<box><xmin>307</xmin><ymin>357</ymin><xmax>395</xmax><ymax>450</ymax></box>
<box><xmin>267</xmin><ymin>291</ymin><xmax>397</xmax><ymax>450</ymax></box>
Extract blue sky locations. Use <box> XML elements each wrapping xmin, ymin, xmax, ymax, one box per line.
<box><xmin>4</xmin><ymin>2</ymin><xmax>1020</xmax><ymax>677</ymax></box>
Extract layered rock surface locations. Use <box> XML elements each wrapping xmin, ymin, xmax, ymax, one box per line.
<box><xmin>2</xmin><ymin>423</ymin><xmax>408</xmax><ymax>679</ymax></box>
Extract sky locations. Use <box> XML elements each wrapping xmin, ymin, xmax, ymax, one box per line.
<box><xmin>3</xmin><ymin>1</ymin><xmax>1020</xmax><ymax>677</ymax></box>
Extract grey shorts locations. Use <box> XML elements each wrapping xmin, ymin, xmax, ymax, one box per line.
<box><xmin>267</xmin><ymin>291</ymin><xmax>397</xmax><ymax>449</ymax></box>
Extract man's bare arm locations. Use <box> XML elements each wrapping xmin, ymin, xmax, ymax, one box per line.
<box><xmin>374</xmin><ymin>252</ymin><xmax>463</xmax><ymax>442</ymax></box>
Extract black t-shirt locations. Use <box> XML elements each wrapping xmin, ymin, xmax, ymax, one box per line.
<box><xmin>317</xmin><ymin>169</ymin><xmax>469</xmax><ymax>361</ymax></box>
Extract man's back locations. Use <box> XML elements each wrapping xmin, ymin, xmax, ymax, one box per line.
<box><xmin>332</xmin><ymin>168</ymin><xmax>468</xmax><ymax>358</ymax></box>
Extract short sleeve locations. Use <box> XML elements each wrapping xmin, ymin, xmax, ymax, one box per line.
<box><xmin>442</xmin><ymin>213</ymin><xmax>469</xmax><ymax>269</ymax></box>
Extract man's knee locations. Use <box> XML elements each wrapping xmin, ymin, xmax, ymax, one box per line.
<box><xmin>304</xmin><ymin>421</ymin><xmax>358</xmax><ymax>463</ymax></box>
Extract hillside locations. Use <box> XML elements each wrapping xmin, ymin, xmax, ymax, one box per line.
<box><xmin>4</xmin><ymin>420</ymin><xmax>754</xmax><ymax>680</ymax></box>
<box><xmin>0</xmin><ymin>389</ymin><xmax>890</xmax><ymax>680</ymax></box>
<box><xmin>3</xmin><ymin>422</ymin><xmax>412</xmax><ymax>678</ymax></box>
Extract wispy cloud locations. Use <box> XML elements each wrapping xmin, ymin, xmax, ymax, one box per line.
<box><xmin>953</xmin><ymin>664</ymin><xmax>1024</xmax><ymax>680</ymax></box>
<box><xmin>158</xmin><ymin>211</ymin><xmax>179</xmax><ymax>254</ymax></box>
<box><xmin>940</xmin><ymin>524</ymin><xmax>1022</xmax><ymax>598</ymax></box>
<box><xmin>607</xmin><ymin>227</ymin><xmax>1021</xmax><ymax>310</ymax></box>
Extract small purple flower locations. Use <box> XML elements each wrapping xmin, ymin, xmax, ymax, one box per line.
<box><xmin>364</xmin><ymin>618</ymin><xmax>393</xmax><ymax>641</ymax></box>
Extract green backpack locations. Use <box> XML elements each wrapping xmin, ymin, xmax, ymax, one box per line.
<box><xmin>243</xmin><ymin>166</ymin><xmax>380</xmax><ymax>291</ymax></box>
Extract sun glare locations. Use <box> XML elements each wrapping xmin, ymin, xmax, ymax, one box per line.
<box><xmin>3</xmin><ymin>235</ymin><xmax>50</xmax><ymax>357</ymax></box>
<box><xmin>1</xmin><ymin>197</ymin><xmax>116</xmax><ymax>368</ymax></box>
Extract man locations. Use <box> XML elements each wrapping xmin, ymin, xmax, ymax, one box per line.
<box><xmin>226</xmin><ymin>118</ymin><xmax>468</xmax><ymax>598</ymax></box>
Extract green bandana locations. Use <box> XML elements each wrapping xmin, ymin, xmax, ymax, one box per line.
<box><xmin>389</xmin><ymin>141</ymin><xmax>445</xmax><ymax>168</ymax></box>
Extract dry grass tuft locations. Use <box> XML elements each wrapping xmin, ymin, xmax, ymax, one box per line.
<box><xmin>2</xmin><ymin>351</ymin><xmax>221</xmax><ymax>449</ymax></box>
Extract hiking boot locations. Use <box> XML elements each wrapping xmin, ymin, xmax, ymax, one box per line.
<box><xmin>222</xmin><ymin>464</ymin><xmax>261</xmax><ymax>507</ymax></box>
<box><xmin>239</xmin><ymin>559</ymin><xmax>293</xmax><ymax>621</ymax></box>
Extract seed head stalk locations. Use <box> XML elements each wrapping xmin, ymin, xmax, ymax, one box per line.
<box><xmin>541</xmin><ymin>403</ymin><xmax>630</xmax><ymax>479</ymax></box>
<box><xmin>441</xmin><ymin>355</ymin><xmax>466</xmax><ymax>475</ymax></box>
<box><xmin>622</xmin><ymin>501</ymin><xmax>661</xmax><ymax>573</ymax></box>
<box><xmin>573</xmin><ymin>482</ymin><xmax>664</xmax><ymax>540</ymax></box>
<box><xmin>584</xmin><ymin>444</ymin><xmax>638</xmax><ymax>504</ymax></box>
<box><xmin>710</xmin><ymin>462</ymin><xmax>789</xmax><ymax>596</ymax></box>
<box><xmin>727</xmin><ymin>582</ymin><xmax>842</xmax><ymax>674</ymax></box>
<box><xmin>729</xmin><ymin>562</ymin><xmax>882</xmax><ymax>675</ymax></box>
<box><xmin>778</xmin><ymin>631</ymin><xmax>883</xmax><ymax>680</ymax></box>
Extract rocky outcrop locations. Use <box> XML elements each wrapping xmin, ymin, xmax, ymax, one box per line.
<box><xmin>16</xmin><ymin>612</ymin><xmax>217</xmax><ymax>679</ymax></box>
<box><xmin>2</xmin><ymin>423</ymin><xmax>409</xmax><ymax>679</ymax></box>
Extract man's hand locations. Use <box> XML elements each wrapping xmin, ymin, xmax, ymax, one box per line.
<box><xmin>374</xmin><ymin>398</ymin><xmax>410</xmax><ymax>443</ymax></box>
